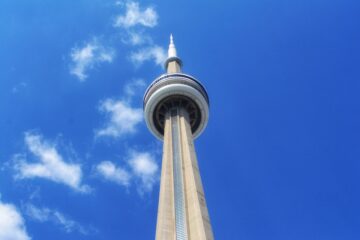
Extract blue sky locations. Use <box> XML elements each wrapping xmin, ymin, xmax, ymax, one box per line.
<box><xmin>1</xmin><ymin>0</ymin><xmax>360</xmax><ymax>239</ymax></box>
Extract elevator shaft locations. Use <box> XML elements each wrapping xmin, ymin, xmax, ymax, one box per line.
<box><xmin>155</xmin><ymin>107</ymin><xmax>214</xmax><ymax>240</ymax></box>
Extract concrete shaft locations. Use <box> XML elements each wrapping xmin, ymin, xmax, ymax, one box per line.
<box><xmin>167</xmin><ymin>60</ymin><xmax>181</xmax><ymax>74</ymax></box>
<box><xmin>155</xmin><ymin>108</ymin><xmax>214</xmax><ymax>240</ymax></box>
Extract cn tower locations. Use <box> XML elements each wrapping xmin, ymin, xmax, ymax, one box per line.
<box><xmin>144</xmin><ymin>35</ymin><xmax>214</xmax><ymax>240</ymax></box>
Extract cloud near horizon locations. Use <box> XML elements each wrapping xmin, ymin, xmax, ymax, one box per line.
<box><xmin>14</xmin><ymin>132</ymin><xmax>90</xmax><ymax>193</ymax></box>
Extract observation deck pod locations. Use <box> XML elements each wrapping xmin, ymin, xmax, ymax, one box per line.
<box><xmin>143</xmin><ymin>73</ymin><xmax>209</xmax><ymax>140</ymax></box>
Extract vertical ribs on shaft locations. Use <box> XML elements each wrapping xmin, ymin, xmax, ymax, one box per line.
<box><xmin>155</xmin><ymin>108</ymin><xmax>214</xmax><ymax>240</ymax></box>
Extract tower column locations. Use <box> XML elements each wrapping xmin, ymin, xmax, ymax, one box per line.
<box><xmin>179</xmin><ymin>108</ymin><xmax>214</xmax><ymax>240</ymax></box>
<box><xmin>144</xmin><ymin>35</ymin><xmax>213</xmax><ymax>240</ymax></box>
<box><xmin>156</xmin><ymin>107</ymin><xmax>214</xmax><ymax>240</ymax></box>
<box><xmin>156</xmin><ymin>112</ymin><xmax>176</xmax><ymax>240</ymax></box>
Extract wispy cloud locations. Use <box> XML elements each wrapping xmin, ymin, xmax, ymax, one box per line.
<box><xmin>130</xmin><ymin>45</ymin><xmax>166</xmax><ymax>67</ymax></box>
<box><xmin>114</xmin><ymin>1</ymin><xmax>158</xmax><ymax>28</ymax></box>
<box><xmin>122</xmin><ymin>30</ymin><xmax>153</xmax><ymax>46</ymax></box>
<box><xmin>128</xmin><ymin>151</ymin><xmax>158</xmax><ymax>194</ymax></box>
<box><xmin>12</xmin><ymin>82</ymin><xmax>27</xmax><ymax>93</ymax></box>
<box><xmin>14</xmin><ymin>132</ymin><xmax>90</xmax><ymax>193</ymax></box>
<box><xmin>25</xmin><ymin>204</ymin><xmax>91</xmax><ymax>235</ymax></box>
<box><xmin>123</xmin><ymin>79</ymin><xmax>146</xmax><ymax>100</ymax></box>
<box><xmin>96</xmin><ymin>80</ymin><xmax>145</xmax><ymax>138</ymax></box>
<box><xmin>95</xmin><ymin>150</ymin><xmax>158</xmax><ymax>194</ymax></box>
<box><xmin>96</xmin><ymin>161</ymin><xmax>130</xmax><ymax>186</ymax></box>
<box><xmin>69</xmin><ymin>1</ymin><xmax>163</xmax><ymax>80</ymax></box>
<box><xmin>70</xmin><ymin>39</ymin><xmax>115</xmax><ymax>81</ymax></box>
<box><xmin>0</xmin><ymin>200</ymin><xmax>31</xmax><ymax>240</ymax></box>
<box><xmin>96</xmin><ymin>99</ymin><xmax>143</xmax><ymax>138</ymax></box>
<box><xmin>115</xmin><ymin>1</ymin><xmax>123</xmax><ymax>6</ymax></box>
<box><xmin>113</xmin><ymin>1</ymin><xmax>166</xmax><ymax>67</ymax></box>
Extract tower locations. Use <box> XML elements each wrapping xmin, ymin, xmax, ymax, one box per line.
<box><xmin>144</xmin><ymin>35</ymin><xmax>214</xmax><ymax>240</ymax></box>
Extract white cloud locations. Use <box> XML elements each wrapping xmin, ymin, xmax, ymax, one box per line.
<box><xmin>122</xmin><ymin>31</ymin><xmax>152</xmax><ymax>46</ymax></box>
<box><xmin>115</xmin><ymin>1</ymin><xmax>123</xmax><ymax>6</ymax></box>
<box><xmin>25</xmin><ymin>204</ymin><xmax>89</xmax><ymax>235</ymax></box>
<box><xmin>130</xmin><ymin>45</ymin><xmax>166</xmax><ymax>67</ymax></box>
<box><xmin>0</xmin><ymin>200</ymin><xmax>31</xmax><ymax>240</ymax></box>
<box><xmin>14</xmin><ymin>132</ymin><xmax>90</xmax><ymax>193</ymax></box>
<box><xmin>95</xmin><ymin>79</ymin><xmax>146</xmax><ymax>139</ymax></box>
<box><xmin>25</xmin><ymin>204</ymin><xmax>50</xmax><ymax>222</ymax></box>
<box><xmin>96</xmin><ymin>161</ymin><xmax>130</xmax><ymax>186</ymax></box>
<box><xmin>96</xmin><ymin>99</ymin><xmax>143</xmax><ymax>138</ymax></box>
<box><xmin>12</xmin><ymin>82</ymin><xmax>27</xmax><ymax>93</ymax></box>
<box><xmin>114</xmin><ymin>2</ymin><xmax>158</xmax><ymax>28</ymax></box>
<box><xmin>70</xmin><ymin>40</ymin><xmax>115</xmax><ymax>81</ymax></box>
<box><xmin>53</xmin><ymin>211</ymin><xmax>87</xmax><ymax>234</ymax></box>
<box><xmin>113</xmin><ymin>1</ymin><xmax>165</xmax><ymax>68</ymax></box>
<box><xmin>123</xmin><ymin>79</ymin><xmax>145</xmax><ymax>100</ymax></box>
<box><xmin>128</xmin><ymin>151</ymin><xmax>158</xmax><ymax>194</ymax></box>
<box><xmin>96</xmin><ymin>150</ymin><xmax>158</xmax><ymax>194</ymax></box>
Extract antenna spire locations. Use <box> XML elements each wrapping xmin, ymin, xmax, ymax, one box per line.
<box><xmin>168</xmin><ymin>34</ymin><xmax>177</xmax><ymax>58</ymax></box>
<box><xmin>165</xmin><ymin>33</ymin><xmax>182</xmax><ymax>73</ymax></box>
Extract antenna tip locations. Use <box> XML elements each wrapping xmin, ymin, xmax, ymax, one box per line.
<box><xmin>170</xmin><ymin>34</ymin><xmax>174</xmax><ymax>43</ymax></box>
<box><xmin>168</xmin><ymin>33</ymin><xmax>177</xmax><ymax>58</ymax></box>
